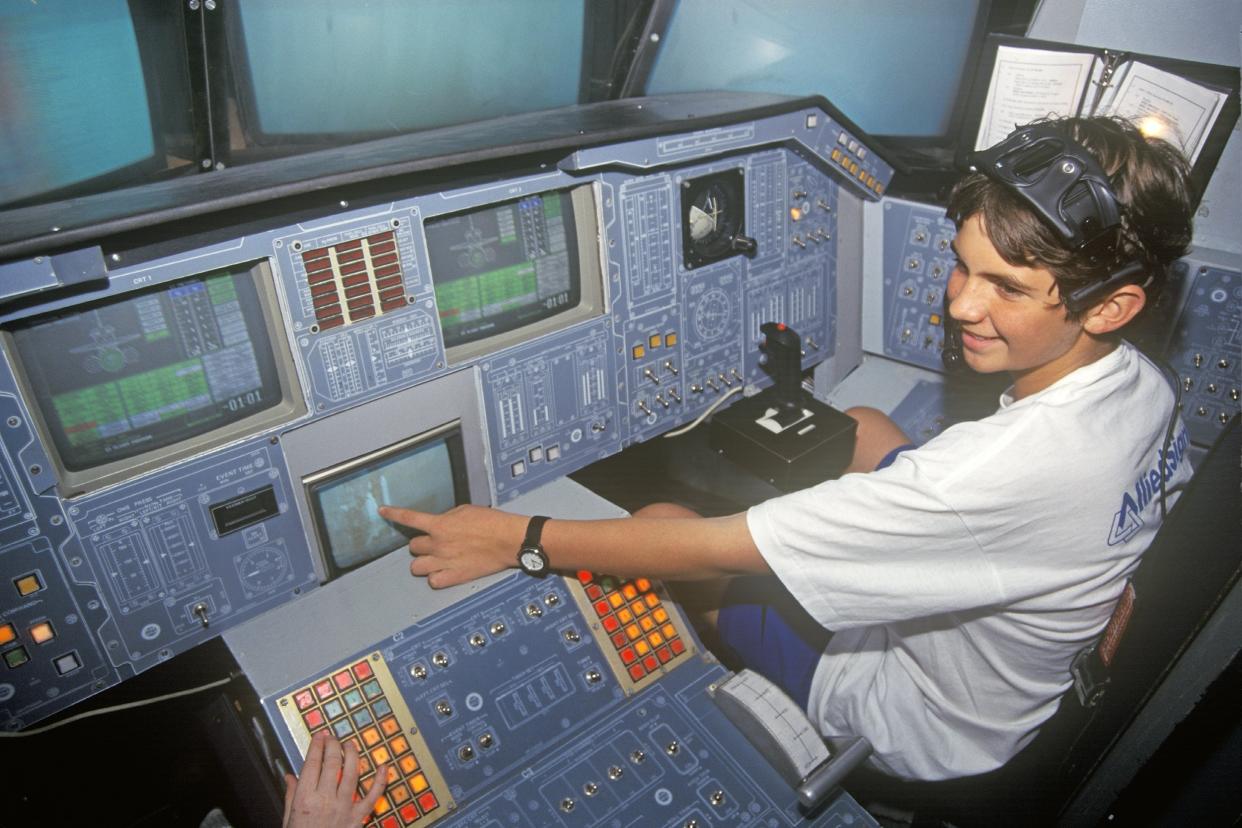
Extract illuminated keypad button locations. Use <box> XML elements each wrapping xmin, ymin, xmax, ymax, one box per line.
<box><xmin>664</xmin><ymin>333</ymin><xmax>677</xmax><ymax>348</ymax></box>
<box><xmin>662</xmin><ymin>623</ymin><xmax>677</xmax><ymax>639</ymax></box>
<box><xmin>14</xmin><ymin>573</ymin><xmax>42</xmax><ymax>596</ymax></box>
<box><xmin>53</xmin><ymin>651</ymin><xmax>80</xmax><ymax>675</ymax></box>
<box><xmin>323</xmin><ymin>699</ymin><xmax>345</xmax><ymax>720</ymax></box>
<box><xmin>371</xmin><ymin>794</ymin><xmax>391</xmax><ymax>815</ymax></box>
<box><xmin>379</xmin><ymin>816</ymin><xmax>399</xmax><ymax>828</ymax></box>
<box><xmin>653</xmin><ymin>607</ymin><xmax>669</xmax><ymax>623</ymax></box>
<box><xmin>353</xmin><ymin>660</ymin><xmax>374</xmax><ymax>680</ymax></box>
<box><xmin>399</xmin><ymin>803</ymin><xmax>418</xmax><ymax>822</ymax></box>
<box><xmin>625</xmin><ymin>624</ymin><xmax>641</xmax><ymax>641</ymax></box>
<box><xmin>372</xmin><ymin>698</ymin><xmax>392</xmax><ymax>718</ymax></box>
<box><xmin>398</xmin><ymin>754</ymin><xmax>420</xmax><ymax>776</ymax></box>
<box><xmin>645</xmin><ymin>593</ymin><xmax>660</xmax><ymax>608</ymax></box>
<box><xmin>593</xmin><ymin>599</ymin><xmax>610</xmax><ymax>617</ymax></box>
<box><xmin>631</xmin><ymin>344</ymin><xmax>645</xmax><ymax>360</ymax></box>
<box><xmin>384</xmin><ymin>765</ymin><xmax>400</xmax><ymax>785</ymax></box>
<box><xmin>417</xmin><ymin>791</ymin><xmax>439</xmax><ymax>814</ymax></box>
<box><xmin>657</xmin><ymin>645</ymin><xmax>673</xmax><ymax>664</ymax></box>
<box><xmin>620</xmin><ymin>647</ymin><xmax>637</xmax><ymax>664</ymax></box>
<box><xmin>0</xmin><ymin>623</ymin><xmax>15</xmax><ymax>646</ymax></box>
<box><xmin>388</xmin><ymin>784</ymin><xmax>411</xmax><ymax>806</ymax></box>
<box><xmin>344</xmin><ymin>689</ymin><xmax>365</xmax><ymax>710</ymax></box>
<box><xmin>389</xmin><ymin>735</ymin><xmax>410</xmax><ymax>756</ymax></box>
<box><xmin>585</xmin><ymin>584</ymin><xmax>603</xmax><ymax>600</ymax></box>
<box><xmin>639</xmin><ymin>616</ymin><xmax>655</xmax><ymax>633</ymax></box>
<box><xmin>352</xmin><ymin>708</ymin><xmax>373</xmax><ymax>729</ymax></box>
<box><xmin>634</xmin><ymin>639</ymin><xmax>650</xmax><ymax>657</ymax></box>
<box><xmin>601</xmin><ymin>615</ymin><xmax>620</xmax><ymax>633</ymax></box>
<box><xmin>294</xmin><ymin>689</ymin><xmax>316</xmax><ymax>711</ymax></box>
<box><xmin>362</xmin><ymin>679</ymin><xmax>383</xmax><ymax>700</ymax></box>
<box><xmin>635</xmin><ymin>577</ymin><xmax>650</xmax><ymax>591</ymax></box>
<box><xmin>608</xmin><ymin>592</ymin><xmax>625</xmax><ymax>609</ymax></box>
<box><xmin>333</xmin><ymin>670</ymin><xmax>354</xmax><ymax>691</ymax></box>
<box><xmin>930</xmin><ymin>314</ymin><xmax>942</xmax><ymax>326</ymax></box>
<box><xmin>610</xmin><ymin>631</ymin><xmax>627</xmax><ymax>648</ymax></box>
<box><xmin>380</xmin><ymin>716</ymin><xmax>401</xmax><ymax>737</ymax></box>
<box><xmin>314</xmin><ymin>680</ymin><xmax>335</xmax><ymax>700</ymax></box>
<box><xmin>361</xmin><ymin>726</ymin><xmax>383</xmax><ymax>747</ymax></box>
<box><xmin>670</xmin><ymin>639</ymin><xmax>686</xmax><ymax>656</ymax></box>
<box><xmin>371</xmin><ymin>745</ymin><xmax>392</xmax><ymax>766</ymax></box>
<box><xmin>628</xmin><ymin>663</ymin><xmax>646</xmax><ymax>681</ymax></box>
<box><xmin>332</xmin><ymin>719</ymin><xmax>353</xmax><ymax>739</ymax></box>
<box><xmin>649</xmin><ymin>631</ymin><xmax>664</xmax><ymax>647</ymax></box>
<box><xmin>577</xmin><ymin>570</ymin><xmax>593</xmax><ymax>583</ymax></box>
<box><xmin>648</xmin><ymin>334</ymin><xmax>661</xmax><ymax>350</ymax></box>
<box><xmin>510</xmin><ymin>460</ymin><xmax>526</xmax><ymax>478</ymax></box>
<box><xmin>29</xmin><ymin>621</ymin><xmax>55</xmax><ymax>645</ymax></box>
<box><xmin>409</xmin><ymin>772</ymin><xmax>429</xmax><ymax>794</ymax></box>
<box><xmin>631</xmin><ymin>600</ymin><xmax>646</xmax><ymax>616</ymax></box>
<box><xmin>622</xmin><ymin>583</ymin><xmax>638</xmax><ymax>600</ymax></box>
<box><xmin>616</xmin><ymin>608</ymin><xmax>633</xmax><ymax>625</ymax></box>
<box><xmin>642</xmin><ymin>655</ymin><xmax>659</xmax><ymax>672</ymax></box>
<box><xmin>303</xmin><ymin>709</ymin><xmax>325</xmax><ymax>730</ymax></box>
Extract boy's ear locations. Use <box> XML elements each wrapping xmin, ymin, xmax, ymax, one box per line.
<box><xmin>1082</xmin><ymin>283</ymin><xmax>1147</xmax><ymax>335</ymax></box>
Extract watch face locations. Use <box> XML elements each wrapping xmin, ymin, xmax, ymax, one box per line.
<box><xmin>518</xmin><ymin>547</ymin><xmax>548</xmax><ymax>574</ymax></box>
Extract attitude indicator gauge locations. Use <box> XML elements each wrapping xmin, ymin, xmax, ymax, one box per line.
<box><xmin>680</xmin><ymin>170</ymin><xmax>757</xmax><ymax>269</ymax></box>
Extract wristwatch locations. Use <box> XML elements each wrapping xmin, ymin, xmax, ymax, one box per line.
<box><xmin>516</xmin><ymin>515</ymin><xmax>551</xmax><ymax>577</ymax></box>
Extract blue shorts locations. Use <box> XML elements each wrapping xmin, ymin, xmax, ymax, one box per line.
<box><xmin>716</xmin><ymin>443</ymin><xmax>915</xmax><ymax>709</ymax></box>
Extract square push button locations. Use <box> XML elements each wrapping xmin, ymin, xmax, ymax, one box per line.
<box><xmin>0</xmin><ymin>623</ymin><xmax>15</xmax><ymax>646</ymax></box>
<box><xmin>54</xmin><ymin>651</ymin><xmax>81</xmax><ymax>675</ymax></box>
<box><xmin>29</xmin><ymin>621</ymin><xmax>55</xmax><ymax>645</ymax></box>
<box><xmin>15</xmin><ymin>573</ymin><xmax>43</xmax><ymax>596</ymax></box>
<box><xmin>5</xmin><ymin>646</ymin><xmax>30</xmax><ymax>669</ymax></box>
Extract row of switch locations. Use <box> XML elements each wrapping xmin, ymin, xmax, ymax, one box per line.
<box><xmin>510</xmin><ymin>442</ymin><xmax>562</xmax><ymax>478</ymax></box>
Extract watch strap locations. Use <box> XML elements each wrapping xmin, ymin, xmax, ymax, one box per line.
<box><xmin>523</xmin><ymin>515</ymin><xmax>550</xmax><ymax>549</ymax></box>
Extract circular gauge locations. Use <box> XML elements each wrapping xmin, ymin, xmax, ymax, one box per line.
<box><xmin>693</xmin><ymin>288</ymin><xmax>733</xmax><ymax>341</ymax></box>
<box><xmin>681</xmin><ymin>172</ymin><xmax>748</xmax><ymax>269</ymax></box>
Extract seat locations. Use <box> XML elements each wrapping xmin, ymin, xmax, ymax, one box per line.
<box><xmin>847</xmin><ymin>414</ymin><xmax>1241</xmax><ymax>827</ymax></box>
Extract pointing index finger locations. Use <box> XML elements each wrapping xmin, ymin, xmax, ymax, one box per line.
<box><xmin>379</xmin><ymin>505</ymin><xmax>433</xmax><ymax>530</ymax></box>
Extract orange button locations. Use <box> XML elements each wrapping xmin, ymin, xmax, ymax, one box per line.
<box><xmin>625</xmin><ymin>623</ymin><xmax>641</xmax><ymax>641</ymax></box>
<box><xmin>631</xmin><ymin>344</ymin><xmax>645</xmax><ymax>360</ymax></box>
<box><xmin>361</xmin><ymin>726</ymin><xmax>383</xmax><ymax>747</ymax></box>
<box><xmin>616</xmin><ymin>608</ymin><xmax>633</xmax><ymax>625</ymax></box>
<box><xmin>29</xmin><ymin>621</ymin><xmax>55</xmax><ymax>645</ymax></box>
<box><xmin>653</xmin><ymin>607</ymin><xmax>669</xmax><ymax>623</ymax></box>
<box><xmin>649</xmin><ymin>631</ymin><xmax>665</xmax><ymax>647</ymax></box>
<box><xmin>0</xmin><ymin>623</ymin><xmax>15</xmax><ymax>646</ymax></box>
<box><xmin>645</xmin><ymin>593</ymin><xmax>660</xmax><ymax>608</ymax></box>
<box><xmin>930</xmin><ymin>314</ymin><xmax>942</xmax><ymax>326</ymax></box>
<box><xmin>389</xmin><ymin>735</ymin><xmax>410</xmax><ymax>756</ymax></box>
<box><xmin>417</xmin><ymin>791</ymin><xmax>439</xmax><ymax>814</ymax></box>
<box><xmin>380</xmin><ymin>716</ymin><xmax>401</xmax><ymax>737</ymax></box>
<box><xmin>409</xmin><ymin>772</ymin><xmax>429</xmax><ymax>794</ymax></box>
<box><xmin>14</xmin><ymin>574</ymin><xmax>42</xmax><ymax>596</ymax></box>
<box><xmin>648</xmin><ymin>334</ymin><xmax>661</xmax><ymax>349</ymax></box>
<box><xmin>621</xmin><ymin>583</ymin><xmax>638</xmax><ymax>600</ymax></box>
<box><xmin>371</xmin><ymin>794</ymin><xmax>391</xmax><ymax>815</ymax></box>
<box><xmin>608</xmin><ymin>592</ymin><xmax>625</xmax><ymax>609</ymax></box>
<box><xmin>634</xmin><ymin>639</ymin><xmax>650</xmax><ymax>657</ymax></box>
<box><xmin>662</xmin><ymin>623</ymin><xmax>677</xmax><ymax>639</ymax></box>
<box><xmin>398</xmin><ymin>754</ymin><xmax>420</xmax><ymax>776</ymax></box>
<box><xmin>664</xmin><ymin>333</ymin><xmax>677</xmax><ymax>348</ymax></box>
<box><xmin>371</xmin><ymin>745</ymin><xmax>392</xmax><ymax>766</ymax></box>
<box><xmin>635</xmin><ymin>578</ymin><xmax>651</xmax><ymax>592</ymax></box>
<box><xmin>630</xmin><ymin>599</ymin><xmax>646</xmax><ymax>616</ymax></box>
<box><xmin>388</xmin><ymin>783</ymin><xmax>411</xmax><ymax>806</ymax></box>
<box><xmin>640</xmin><ymin>616</ymin><xmax>655</xmax><ymax>632</ymax></box>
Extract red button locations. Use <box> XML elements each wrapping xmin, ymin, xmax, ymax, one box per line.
<box><xmin>643</xmin><ymin>655</ymin><xmax>658</xmax><ymax>671</ymax></box>
<box><xmin>417</xmin><ymin>791</ymin><xmax>439</xmax><ymax>813</ymax></box>
<box><xmin>586</xmin><ymin>584</ymin><xmax>603</xmax><ymax>600</ymax></box>
<box><xmin>610</xmin><ymin>631</ymin><xmax>627</xmax><ymax>649</ymax></box>
<box><xmin>380</xmin><ymin>816</ymin><xmax>399</xmax><ymax>828</ymax></box>
<box><xmin>353</xmin><ymin>660</ymin><xmax>374</xmax><ymax>680</ymax></box>
<box><xmin>670</xmin><ymin>639</ymin><xmax>686</xmax><ymax>655</ymax></box>
<box><xmin>577</xmin><ymin>570</ymin><xmax>594</xmax><ymax>583</ymax></box>
<box><xmin>657</xmin><ymin>646</ymin><xmax>673</xmax><ymax>663</ymax></box>
<box><xmin>314</xmin><ymin>680</ymin><xmax>334</xmax><ymax>700</ymax></box>
<box><xmin>304</xmin><ymin>709</ymin><xmax>325</xmax><ymax>729</ymax></box>
<box><xmin>620</xmin><ymin>647</ymin><xmax>636</xmax><ymax>664</ymax></box>
<box><xmin>333</xmin><ymin>670</ymin><xmax>354</xmax><ymax>690</ymax></box>
<box><xmin>294</xmin><ymin>690</ymin><xmax>315</xmax><ymax>711</ymax></box>
<box><xmin>602</xmin><ymin>615</ymin><xmax>620</xmax><ymax>633</ymax></box>
<box><xmin>628</xmin><ymin>663</ymin><xmax>646</xmax><ymax>680</ymax></box>
<box><xmin>398</xmin><ymin>803</ymin><xmax>418</xmax><ymax>822</ymax></box>
<box><xmin>593</xmin><ymin>599</ymin><xmax>610</xmax><ymax>617</ymax></box>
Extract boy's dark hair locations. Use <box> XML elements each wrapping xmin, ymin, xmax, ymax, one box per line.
<box><xmin>947</xmin><ymin>116</ymin><xmax>1195</xmax><ymax>321</ymax></box>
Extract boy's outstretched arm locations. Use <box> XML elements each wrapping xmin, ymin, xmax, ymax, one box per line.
<box><xmin>378</xmin><ymin>504</ymin><xmax>768</xmax><ymax>589</ymax></box>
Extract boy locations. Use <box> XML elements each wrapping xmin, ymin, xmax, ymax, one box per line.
<box><xmin>376</xmin><ymin>116</ymin><xmax>1195</xmax><ymax>781</ymax></box>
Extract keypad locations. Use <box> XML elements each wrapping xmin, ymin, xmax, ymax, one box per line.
<box><xmin>575</xmin><ymin>571</ymin><xmax>692</xmax><ymax>687</ymax></box>
<box><xmin>280</xmin><ymin>655</ymin><xmax>448</xmax><ymax>827</ymax></box>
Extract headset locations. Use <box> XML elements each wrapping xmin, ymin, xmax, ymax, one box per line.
<box><xmin>942</xmin><ymin>122</ymin><xmax>1148</xmax><ymax>372</ymax></box>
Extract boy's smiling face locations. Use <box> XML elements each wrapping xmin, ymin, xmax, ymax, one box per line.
<box><xmin>947</xmin><ymin>214</ymin><xmax>1109</xmax><ymax>399</ymax></box>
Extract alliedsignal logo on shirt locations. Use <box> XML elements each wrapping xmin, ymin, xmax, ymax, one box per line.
<box><xmin>1108</xmin><ymin>425</ymin><xmax>1190</xmax><ymax>546</ymax></box>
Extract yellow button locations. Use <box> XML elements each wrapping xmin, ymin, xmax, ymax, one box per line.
<box><xmin>370</xmin><ymin>794</ymin><xmax>390</xmax><ymax>815</ymax></box>
<box><xmin>617</xmin><ymin>608</ymin><xmax>633</xmax><ymax>625</ymax></box>
<box><xmin>639</xmin><ymin>616</ymin><xmax>655</xmax><ymax>632</ymax></box>
<box><xmin>635</xmin><ymin>578</ymin><xmax>651</xmax><ymax>591</ymax></box>
<box><xmin>410</xmin><ymin>773</ymin><xmax>429</xmax><ymax>794</ymax></box>
<box><xmin>649</xmin><ymin>631</ymin><xmax>665</xmax><ymax>647</ymax></box>
<box><xmin>634</xmin><ymin>639</ymin><xmax>650</xmax><ymax>656</ymax></box>
<box><xmin>626</xmin><ymin>623</ymin><xmax>641</xmax><ymax>641</ymax></box>
<box><xmin>648</xmin><ymin>334</ymin><xmax>661</xmax><ymax>350</ymax></box>
<box><xmin>0</xmin><ymin>624</ymin><xmax>15</xmax><ymax>646</ymax></box>
<box><xmin>631</xmin><ymin>344</ymin><xmax>645</xmax><ymax>360</ymax></box>
<box><xmin>652</xmin><ymin>608</ymin><xmax>669</xmax><ymax>624</ymax></box>
<box><xmin>662</xmin><ymin>623</ymin><xmax>677</xmax><ymax>639</ymax></box>
<box><xmin>831</xmin><ymin>149</ymin><xmax>842</xmax><ymax>162</ymax></box>
<box><xmin>930</xmin><ymin>314</ymin><xmax>942</xmax><ymax>326</ymax></box>
<box><xmin>631</xmin><ymin>600</ymin><xmax>647</xmax><ymax>617</ymax></box>
<box><xmin>15</xmin><ymin>574</ymin><xmax>42</xmax><ymax>596</ymax></box>
<box><xmin>371</xmin><ymin>745</ymin><xmax>392</xmax><ymax>766</ymax></box>
<box><xmin>645</xmin><ymin>593</ymin><xmax>660</xmax><ymax>608</ymax></box>
<box><xmin>664</xmin><ymin>333</ymin><xmax>677</xmax><ymax>348</ymax></box>
<box><xmin>389</xmin><ymin>735</ymin><xmax>410</xmax><ymax>756</ymax></box>
<box><xmin>29</xmin><ymin>621</ymin><xmax>55</xmax><ymax>645</ymax></box>
<box><xmin>609</xmin><ymin>592</ymin><xmax>625</xmax><ymax>609</ymax></box>
<box><xmin>361</xmin><ymin>726</ymin><xmax>382</xmax><ymax>747</ymax></box>
<box><xmin>388</xmin><ymin>784</ymin><xmax>411</xmax><ymax>805</ymax></box>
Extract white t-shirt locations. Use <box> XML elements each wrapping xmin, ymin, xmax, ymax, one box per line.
<box><xmin>747</xmin><ymin>341</ymin><xmax>1193</xmax><ymax>780</ymax></box>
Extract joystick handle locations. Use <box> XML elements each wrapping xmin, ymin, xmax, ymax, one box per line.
<box><xmin>759</xmin><ymin>322</ymin><xmax>803</xmax><ymax>408</ymax></box>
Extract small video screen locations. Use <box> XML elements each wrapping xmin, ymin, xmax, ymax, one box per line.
<box><xmin>306</xmin><ymin>425</ymin><xmax>469</xmax><ymax>578</ymax></box>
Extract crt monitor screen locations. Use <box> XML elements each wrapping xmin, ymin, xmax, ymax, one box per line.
<box><xmin>305</xmin><ymin>425</ymin><xmax>469</xmax><ymax>577</ymax></box>
<box><xmin>9</xmin><ymin>266</ymin><xmax>286</xmax><ymax>475</ymax></box>
<box><xmin>427</xmin><ymin>189</ymin><xmax>589</xmax><ymax>352</ymax></box>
